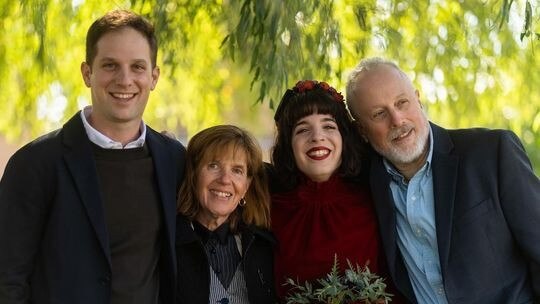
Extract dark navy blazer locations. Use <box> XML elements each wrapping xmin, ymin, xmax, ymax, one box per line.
<box><xmin>0</xmin><ymin>112</ymin><xmax>186</xmax><ymax>304</ymax></box>
<box><xmin>370</xmin><ymin>123</ymin><xmax>540</xmax><ymax>304</ymax></box>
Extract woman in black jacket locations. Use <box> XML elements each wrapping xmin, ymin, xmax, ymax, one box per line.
<box><xmin>176</xmin><ymin>125</ymin><xmax>277</xmax><ymax>304</ymax></box>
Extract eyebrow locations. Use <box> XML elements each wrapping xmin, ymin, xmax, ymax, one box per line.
<box><xmin>232</xmin><ymin>163</ymin><xmax>247</xmax><ymax>169</ymax></box>
<box><xmin>321</xmin><ymin>117</ymin><xmax>337</xmax><ymax>123</ymax></box>
<box><xmin>98</xmin><ymin>57</ymin><xmax>149</xmax><ymax>64</ymax></box>
<box><xmin>394</xmin><ymin>91</ymin><xmax>409</xmax><ymax>99</ymax></box>
<box><xmin>294</xmin><ymin>116</ymin><xmax>336</xmax><ymax>127</ymax></box>
<box><xmin>394</xmin><ymin>92</ymin><xmax>409</xmax><ymax>100</ymax></box>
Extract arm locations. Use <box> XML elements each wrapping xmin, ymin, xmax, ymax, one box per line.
<box><xmin>0</xmin><ymin>150</ymin><xmax>51</xmax><ymax>303</ymax></box>
<box><xmin>497</xmin><ymin>131</ymin><xmax>540</xmax><ymax>298</ymax></box>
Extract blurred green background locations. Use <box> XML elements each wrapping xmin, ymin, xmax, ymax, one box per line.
<box><xmin>0</xmin><ymin>0</ymin><xmax>538</xmax><ymax>174</ymax></box>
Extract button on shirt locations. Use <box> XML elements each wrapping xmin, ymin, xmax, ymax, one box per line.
<box><xmin>383</xmin><ymin>127</ymin><xmax>448</xmax><ymax>304</ymax></box>
<box><xmin>80</xmin><ymin>106</ymin><xmax>146</xmax><ymax>149</ymax></box>
<box><xmin>193</xmin><ymin>221</ymin><xmax>242</xmax><ymax>289</ymax></box>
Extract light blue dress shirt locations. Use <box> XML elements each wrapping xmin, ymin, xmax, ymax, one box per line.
<box><xmin>383</xmin><ymin>127</ymin><xmax>448</xmax><ymax>304</ymax></box>
<box><xmin>80</xmin><ymin>106</ymin><xmax>146</xmax><ymax>149</ymax></box>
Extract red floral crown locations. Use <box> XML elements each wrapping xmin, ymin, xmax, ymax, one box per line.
<box><xmin>293</xmin><ymin>80</ymin><xmax>344</xmax><ymax>103</ymax></box>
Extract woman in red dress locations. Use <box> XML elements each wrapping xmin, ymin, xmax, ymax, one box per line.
<box><xmin>270</xmin><ymin>80</ymin><xmax>392</xmax><ymax>302</ymax></box>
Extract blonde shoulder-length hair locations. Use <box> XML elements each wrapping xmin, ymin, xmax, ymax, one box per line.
<box><xmin>177</xmin><ymin>125</ymin><xmax>271</xmax><ymax>230</ymax></box>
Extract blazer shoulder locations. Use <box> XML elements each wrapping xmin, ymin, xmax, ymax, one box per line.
<box><xmin>175</xmin><ymin>215</ymin><xmax>199</xmax><ymax>245</ymax></box>
<box><xmin>444</xmin><ymin>126</ymin><xmax>518</xmax><ymax>151</ymax></box>
<box><xmin>447</xmin><ymin>126</ymin><xmax>512</xmax><ymax>138</ymax></box>
<box><xmin>8</xmin><ymin>128</ymin><xmax>63</xmax><ymax>164</ymax></box>
<box><xmin>433</xmin><ymin>125</ymin><xmax>531</xmax><ymax>171</ymax></box>
<box><xmin>146</xmin><ymin>126</ymin><xmax>186</xmax><ymax>155</ymax></box>
<box><xmin>244</xmin><ymin>225</ymin><xmax>277</xmax><ymax>246</ymax></box>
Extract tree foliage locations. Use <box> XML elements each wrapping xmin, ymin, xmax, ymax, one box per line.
<box><xmin>0</xmin><ymin>0</ymin><xmax>538</xmax><ymax>173</ymax></box>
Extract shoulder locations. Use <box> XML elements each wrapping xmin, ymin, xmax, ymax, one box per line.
<box><xmin>432</xmin><ymin>125</ymin><xmax>535</xmax><ymax>176</ymax></box>
<box><xmin>145</xmin><ymin>126</ymin><xmax>187</xmax><ymax>172</ymax></box>
<box><xmin>146</xmin><ymin>126</ymin><xmax>186</xmax><ymax>152</ymax></box>
<box><xmin>7</xmin><ymin>128</ymin><xmax>63</xmax><ymax>166</ymax></box>
<box><xmin>433</xmin><ymin>123</ymin><xmax>521</xmax><ymax>154</ymax></box>
<box><xmin>244</xmin><ymin>225</ymin><xmax>277</xmax><ymax>246</ymax></box>
<box><xmin>175</xmin><ymin>215</ymin><xmax>199</xmax><ymax>245</ymax></box>
<box><xmin>446</xmin><ymin>126</ymin><xmax>513</xmax><ymax>142</ymax></box>
<box><xmin>1</xmin><ymin>128</ymin><xmax>66</xmax><ymax>197</ymax></box>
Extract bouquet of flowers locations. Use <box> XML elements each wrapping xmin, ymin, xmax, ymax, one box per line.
<box><xmin>284</xmin><ymin>255</ymin><xmax>392</xmax><ymax>304</ymax></box>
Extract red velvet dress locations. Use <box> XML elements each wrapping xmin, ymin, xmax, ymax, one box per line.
<box><xmin>271</xmin><ymin>174</ymin><xmax>383</xmax><ymax>300</ymax></box>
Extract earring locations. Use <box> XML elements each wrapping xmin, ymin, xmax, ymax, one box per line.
<box><xmin>239</xmin><ymin>198</ymin><xmax>247</xmax><ymax>206</ymax></box>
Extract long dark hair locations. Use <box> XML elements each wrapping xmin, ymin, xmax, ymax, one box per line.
<box><xmin>271</xmin><ymin>81</ymin><xmax>367</xmax><ymax>191</ymax></box>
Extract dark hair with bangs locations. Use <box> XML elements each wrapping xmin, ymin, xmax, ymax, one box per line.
<box><xmin>177</xmin><ymin>125</ymin><xmax>271</xmax><ymax>231</ymax></box>
<box><xmin>271</xmin><ymin>83</ymin><xmax>367</xmax><ymax>190</ymax></box>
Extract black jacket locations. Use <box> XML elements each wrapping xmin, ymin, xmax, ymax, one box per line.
<box><xmin>0</xmin><ymin>113</ymin><xmax>186</xmax><ymax>304</ymax></box>
<box><xmin>176</xmin><ymin>215</ymin><xmax>277</xmax><ymax>304</ymax></box>
<box><xmin>370</xmin><ymin>123</ymin><xmax>540</xmax><ymax>303</ymax></box>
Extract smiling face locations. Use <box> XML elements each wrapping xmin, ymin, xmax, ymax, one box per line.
<box><xmin>291</xmin><ymin>113</ymin><xmax>343</xmax><ymax>182</ymax></box>
<box><xmin>81</xmin><ymin>26</ymin><xmax>159</xmax><ymax>136</ymax></box>
<box><xmin>195</xmin><ymin>147</ymin><xmax>252</xmax><ymax>230</ymax></box>
<box><xmin>348</xmin><ymin>64</ymin><xmax>429</xmax><ymax>174</ymax></box>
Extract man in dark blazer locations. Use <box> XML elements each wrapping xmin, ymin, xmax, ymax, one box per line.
<box><xmin>345</xmin><ymin>57</ymin><xmax>540</xmax><ymax>304</ymax></box>
<box><xmin>0</xmin><ymin>10</ymin><xmax>186</xmax><ymax>304</ymax></box>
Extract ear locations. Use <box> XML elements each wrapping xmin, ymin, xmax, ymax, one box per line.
<box><xmin>415</xmin><ymin>89</ymin><xmax>423</xmax><ymax>108</ymax></box>
<box><xmin>81</xmin><ymin>62</ymin><xmax>92</xmax><ymax>88</ymax></box>
<box><xmin>151</xmin><ymin>66</ymin><xmax>160</xmax><ymax>90</ymax></box>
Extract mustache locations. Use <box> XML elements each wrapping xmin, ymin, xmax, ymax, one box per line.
<box><xmin>388</xmin><ymin>124</ymin><xmax>413</xmax><ymax>140</ymax></box>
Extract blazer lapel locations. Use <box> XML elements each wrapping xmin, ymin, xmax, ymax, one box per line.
<box><xmin>430</xmin><ymin>123</ymin><xmax>458</xmax><ymax>277</ymax></box>
<box><xmin>369</xmin><ymin>154</ymin><xmax>416</xmax><ymax>302</ymax></box>
<box><xmin>369</xmin><ymin>156</ymin><xmax>397</xmax><ymax>273</ymax></box>
<box><xmin>62</xmin><ymin>113</ymin><xmax>111</xmax><ymax>266</ymax></box>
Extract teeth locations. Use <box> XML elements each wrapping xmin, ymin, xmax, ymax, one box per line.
<box><xmin>211</xmin><ymin>190</ymin><xmax>232</xmax><ymax>197</ymax></box>
<box><xmin>111</xmin><ymin>93</ymin><xmax>135</xmax><ymax>99</ymax></box>
<box><xmin>397</xmin><ymin>131</ymin><xmax>408</xmax><ymax>139</ymax></box>
<box><xmin>395</xmin><ymin>129</ymin><xmax>411</xmax><ymax>140</ymax></box>
<box><xmin>308</xmin><ymin>150</ymin><xmax>329</xmax><ymax>157</ymax></box>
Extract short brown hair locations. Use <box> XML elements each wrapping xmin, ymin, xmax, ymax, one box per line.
<box><xmin>85</xmin><ymin>10</ymin><xmax>158</xmax><ymax>67</ymax></box>
<box><xmin>177</xmin><ymin>125</ymin><xmax>271</xmax><ymax>230</ymax></box>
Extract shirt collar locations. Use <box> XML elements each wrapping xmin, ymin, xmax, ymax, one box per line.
<box><xmin>80</xmin><ymin>106</ymin><xmax>146</xmax><ymax>149</ymax></box>
<box><xmin>193</xmin><ymin>220</ymin><xmax>231</xmax><ymax>245</ymax></box>
<box><xmin>383</xmin><ymin>124</ymin><xmax>434</xmax><ymax>183</ymax></box>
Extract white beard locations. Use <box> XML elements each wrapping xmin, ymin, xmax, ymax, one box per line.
<box><xmin>373</xmin><ymin>120</ymin><xmax>430</xmax><ymax>166</ymax></box>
